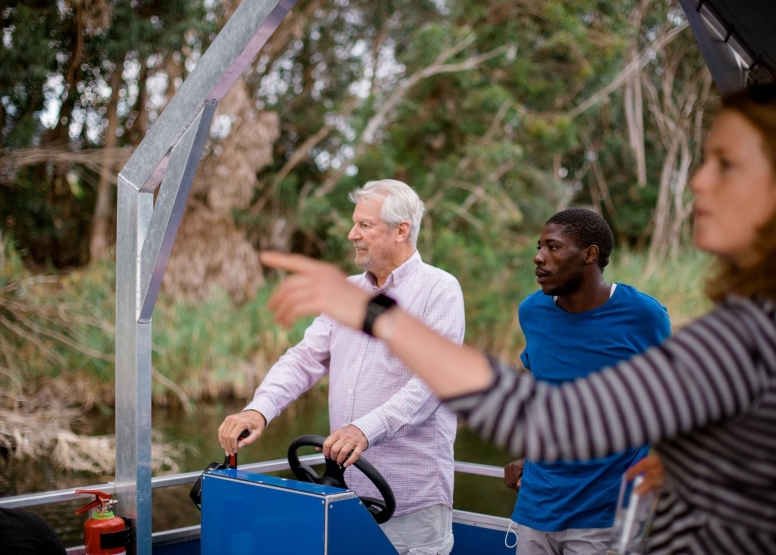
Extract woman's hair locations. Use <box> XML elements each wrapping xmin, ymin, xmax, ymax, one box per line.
<box><xmin>705</xmin><ymin>84</ymin><xmax>776</xmax><ymax>302</ymax></box>
<box><xmin>349</xmin><ymin>180</ymin><xmax>425</xmax><ymax>248</ymax></box>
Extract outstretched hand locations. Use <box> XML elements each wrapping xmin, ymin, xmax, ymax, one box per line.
<box><xmin>260</xmin><ymin>252</ymin><xmax>371</xmax><ymax>330</ymax></box>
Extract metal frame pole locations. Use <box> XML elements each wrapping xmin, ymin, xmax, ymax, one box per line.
<box><xmin>114</xmin><ymin>1</ymin><xmax>295</xmax><ymax>553</ymax></box>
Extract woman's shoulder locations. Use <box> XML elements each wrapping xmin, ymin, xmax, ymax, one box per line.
<box><xmin>671</xmin><ymin>295</ymin><xmax>776</xmax><ymax>364</ymax></box>
<box><xmin>720</xmin><ymin>295</ymin><xmax>776</xmax><ymax>337</ymax></box>
<box><xmin>715</xmin><ymin>295</ymin><xmax>776</xmax><ymax>325</ymax></box>
<box><xmin>722</xmin><ymin>294</ymin><xmax>776</xmax><ymax>310</ymax></box>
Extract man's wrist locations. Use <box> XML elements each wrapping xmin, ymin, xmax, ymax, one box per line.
<box><xmin>350</xmin><ymin>416</ymin><xmax>384</xmax><ymax>447</ymax></box>
<box><xmin>346</xmin><ymin>424</ymin><xmax>370</xmax><ymax>448</ymax></box>
<box><xmin>244</xmin><ymin>397</ymin><xmax>278</xmax><ymax>423</ymax></box>
<box><xmin>245</xmin><ymin>409</ymin><xmax>267</xmax><ymax>427</ymax></box>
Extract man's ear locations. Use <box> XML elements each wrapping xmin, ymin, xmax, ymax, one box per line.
<box><xmin>394</xmin><ymin>221</ymin><xmax>411</xmax><ymax>243</ymax></box>
<box><xmin>584</xmin><ymin>245</ymin><xmax>600</xmax><ymax>265</ymax></box>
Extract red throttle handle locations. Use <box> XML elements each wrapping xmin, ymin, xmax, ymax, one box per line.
<box><xmin>225</xmin><ymin>429</ymin><xmax>250</xmax><ymax>469</ymax></box>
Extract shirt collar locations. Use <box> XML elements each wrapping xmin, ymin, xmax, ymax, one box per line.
<box><xmin>366</xmin><ymin>250</ymin><xmax>422</xmax><ymax>290</ymax></box>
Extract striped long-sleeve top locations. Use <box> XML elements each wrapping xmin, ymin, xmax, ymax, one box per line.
<box><xmin>446</xmin><ymin>295</ymin><xmax>776</xmax><ymax>555</ymax></box>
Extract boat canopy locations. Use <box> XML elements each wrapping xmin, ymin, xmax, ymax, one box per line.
<box><xmin>679</xmin><ymin>0</ymin><xmax>776</xmax><ymax>94</ymax></box>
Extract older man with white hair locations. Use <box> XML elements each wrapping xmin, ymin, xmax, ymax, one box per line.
<box><xmin>218</xmin><ymin>179</ymin><xmax>465</xmax><ymax>555</ymax></box>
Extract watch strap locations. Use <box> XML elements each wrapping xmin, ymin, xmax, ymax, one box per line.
<box><xmin>362</xmin><ymin>293</ymin><xmax>397</xmax><ymax>337</ymax></box>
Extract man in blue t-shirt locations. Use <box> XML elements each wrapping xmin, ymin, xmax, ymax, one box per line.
<box><xmin>504</xmin><ymin>209</ymin><xmax>671</xmax><ymax>555</ymax></box>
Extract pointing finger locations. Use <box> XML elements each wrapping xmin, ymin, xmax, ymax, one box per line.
<box><xmin>260</xmin><ymin>251</ymin><xmax>323</xmax><ymax>275</ymax></box>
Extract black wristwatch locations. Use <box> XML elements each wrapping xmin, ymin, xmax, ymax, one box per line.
<box><xmin>362</xmin><ymin>293</ymin><xmax>398</xmax><ymax>337</ymax></box>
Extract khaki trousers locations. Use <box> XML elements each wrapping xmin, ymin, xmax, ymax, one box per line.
<box><xmin>515</xmin><ymin>524</ymin><xmax>613</xmax><ymax>555</ymax></box>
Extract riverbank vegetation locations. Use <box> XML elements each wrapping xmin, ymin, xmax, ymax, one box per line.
<box><xmin>1</xmin><ymin>231</ymin><xmax>710</xmax><ymax>404</ymax></box>
<box><xmin>1</xmin><ymin>0</ymin><xmax>715</xmax><ymax>471</ymax></box>
<box><xmin>0</xmin><ymin>232</ymin><xmax>710</xmax><ymax>472</ymax></box>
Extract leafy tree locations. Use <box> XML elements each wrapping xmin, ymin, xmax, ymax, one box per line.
<box><xmin>0</xmin><ymin>0</ymin><xmax>713</xmax><ymax>348</ymax></box>
<box><xmin>0</xmin><ymin>0</ymin><xmax>212</xmax><ymax>266</ymax></box>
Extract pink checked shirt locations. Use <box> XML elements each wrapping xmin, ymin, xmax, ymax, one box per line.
<box><xmin>245</xmin><ymin>251</ymin><xmax>465</xmax><ymax>516</ymax></box>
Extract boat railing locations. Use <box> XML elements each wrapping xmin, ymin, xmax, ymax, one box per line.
<box><xmin>0</xmin><ymin>455</ymin><xmax>511</xmax><ymax>555</ymax></box>
<box><xmin>0</xmin><ymin>456</ymin><xmax>504</xmax><ymax>510</ymax></box>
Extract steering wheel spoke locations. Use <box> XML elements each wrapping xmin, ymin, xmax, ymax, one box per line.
<box><xmin>287</xmin><ymin>435</ymin><xmax>396</xmax><ymax>524</ymax></box>
<box><xmin>360</xmin><ymin>496</ymin><xmax>387</xmax><ymax>516</ymax></box>
<box><xmin>296</xmin><ymin>462</ymin><xmax>321</xmax><ymax>483</ymax></box>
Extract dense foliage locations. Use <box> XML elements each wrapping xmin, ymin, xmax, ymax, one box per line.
<box><xmin>1</xmin><ymin>0</ymin><xmax>711</xmax><ymax>260</ymax></box>
<box><xmin>0</xmin><ymin>2</ymin><xmax>720</xmax><ymax>480</ymax></box>
<box><xmin>1</xmin><ymin>0</ymin><xmax>215</xmax><ymax>266</ymax></box>
<box><xmin>0</xmin><ymin>0</ymin><xmax>715</xmax><ymax>376</ymax></box>
<box><xmin>0</xmin><ymin>0</ymin><xmax>710</xmax><ymax>350</ymax></box>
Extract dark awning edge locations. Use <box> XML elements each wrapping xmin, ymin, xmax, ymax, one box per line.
<box><xmin>679</xmin><ymin>0</ymin><xmax>775</xmax><ymax>95</ymax></box>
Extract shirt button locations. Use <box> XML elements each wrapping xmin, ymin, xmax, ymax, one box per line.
<box><xmin>348</xmin><ymin>389</ymin><xmax>353</xmax><ymax>394</ymax></box>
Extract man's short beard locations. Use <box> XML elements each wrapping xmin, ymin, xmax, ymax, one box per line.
<box><xmin>544</xmin><ymin>273</ymin><xmax>584</xmax><ymax>297</ymax></box>
<box><xmin>354</xmin><ymin>252</ymin><xmax>371</xmax><ymax>270</ymax></box>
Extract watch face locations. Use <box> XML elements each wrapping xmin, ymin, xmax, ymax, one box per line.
<box><xmin>363</xmin><ymin>295</ymin><xmax>397</xmax><ymax>336</ymax></box>
<box><xmin>373</xmin><ymin>293</ymin><xmax>397</xmax><ymax>308</ymax></box>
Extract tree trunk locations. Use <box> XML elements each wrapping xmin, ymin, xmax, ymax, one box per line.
<box><xmin>624</xmin><ymin>47</ymin><xmax>647</xmax><ymax>186</ymax></box>
<box><xmin>589</xmin><ymin>175</ymin><xmax>602</xmax><ymax>214</ymax></box>
<box><xmin>129</xmin><ymin>57</ymin><xmax>148</xmax><ymax>146</ymax></box>
<box><xmin>626</xmin><ymin>1</ymin><xmax>649</xmax><ymax>186</ymax></box>
<box><xmin>89</xmin><ymin>60</ymin><xmax>123</xmax><ymax>262</ymax></box>
<box><xmin>43</xmin><ymin>4</ymin><xmax>83</xmax><ymax>147</ymax></box>
<box><xmin>669</xmin><ymin>137</ymin><xmax>692</xmax><ymax>256</ymax></box>
<box><xmin>648</xmin><ymin>137</ymin><xmax>679</xmax><ymax>262</ymax></box>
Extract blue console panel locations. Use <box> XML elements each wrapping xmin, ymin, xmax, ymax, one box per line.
<box><xmin>327</xmin><ymin>496</ymin><xmax>397</xmax><ymax>555</ymax></box>
<box><xmin>201</xmin><ymin>469</ymin><xmax>398</xmax><ymax>555</ymax></box>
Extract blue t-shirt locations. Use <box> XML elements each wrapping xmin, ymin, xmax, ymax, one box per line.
<box><xmin>512</xmin><ymin>284</ymin><xmax>671</xmax><ymax>531</ymax></box>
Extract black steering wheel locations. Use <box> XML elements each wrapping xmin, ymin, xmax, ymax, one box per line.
<box><xmin>287</xmin><ymin>434</ymin><xmax>396</xmax><ymax>524</ymax></box>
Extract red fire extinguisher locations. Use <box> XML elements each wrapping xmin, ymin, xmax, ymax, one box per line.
<box><xmin>74</xmin><ymin>490</ymin><xmax>131</xmax><ymax>555</ymax></box>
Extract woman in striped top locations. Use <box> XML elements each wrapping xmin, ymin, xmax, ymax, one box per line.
<box><xmin>260</xmin><ymin>84</ymin><xmax>776</xmax><ymax>555</ymax></box>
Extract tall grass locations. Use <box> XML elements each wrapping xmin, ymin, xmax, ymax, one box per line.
<box><xmin>0</xmin><ymin>241</ymin><xmax>187</xmax><ymax>472</ymax></box>
<box><xmin>151</xmin><ymin>287</ymin><xmax>313</xmax><ymax>404</ymax></box>
<box><xmin>606</xmin><ymin>249</ymin><xmax>712</xmax><ymax>328</ymax></box>
<box><xmin>2</xmin><ymin>241</ymin><xmax>711</xmax><ymax>408</ymax></box>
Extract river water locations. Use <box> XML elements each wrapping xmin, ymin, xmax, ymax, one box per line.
<box><xmin>0</xmin><ymin>391</ymin><xmax>517</xmax><ymax>548</ymax></box>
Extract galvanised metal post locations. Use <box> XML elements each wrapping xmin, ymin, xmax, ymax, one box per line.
<box><xmin>114</xmin><ymin>1</ymin><xmax>295</xmax><ymax>553</ymax></box>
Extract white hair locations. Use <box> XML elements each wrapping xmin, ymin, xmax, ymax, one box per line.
<box><xmin>348</xmin><ymin>179</ymin><xmax>425</xmax><ymax>248</ymax></box>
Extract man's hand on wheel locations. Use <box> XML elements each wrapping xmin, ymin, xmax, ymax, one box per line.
<box><xmin>323</xmin><ymin>425</ymin><xmax>369</xmax><ymax>467</ymax></box>
<box><xmin>504</xmin><ymin>459</ymin><xmax>525</xmax><ymax>491</ymax></box>
<box><xmin>218</xmin><ymin>410</ymin><xmax>266</xmax><ymax>456</ymax></box>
